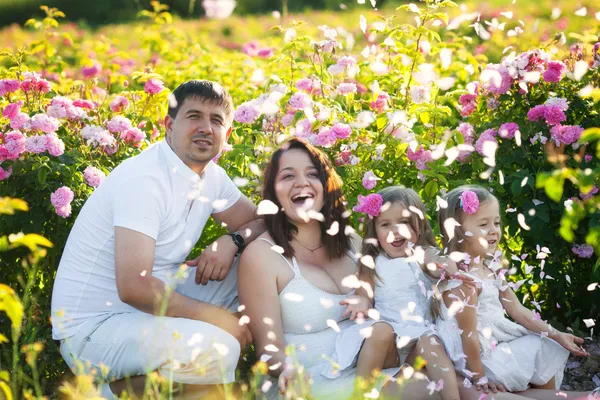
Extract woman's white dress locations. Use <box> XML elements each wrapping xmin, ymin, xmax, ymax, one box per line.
<box><xmin>257</xmin><ymin>238</ymin><xmax>396</xmax><ymax>399</ymax></box>
<box><xmin>435</xmin><ymin>274</ymin><xmax>569</xmax><ymax>391</ymax></box>
<box><xmin>322</xmin><ymin>255</ymin><xmax>436</xmax><ymax>379</ymax></box>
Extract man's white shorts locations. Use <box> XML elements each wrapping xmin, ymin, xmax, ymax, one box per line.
<box><xmin>60</xmin><ymin>262</ymin><xmax>241</xmax><ymax>385</ymax></box>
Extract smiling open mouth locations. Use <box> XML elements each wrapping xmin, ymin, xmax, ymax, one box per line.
<box><xmin>291</xmin><ymin>193</ymin><xmax>314</xmax><ymax>205</ymax></box>
<box><xmin>391</xmin><ymin>239</ymin><xmax>406</xmax><ymax>248</ymax></box>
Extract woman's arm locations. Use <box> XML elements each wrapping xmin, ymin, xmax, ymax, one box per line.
<box><xmin>238</xmin><ymin>240</ymin><xmax>288</xmax><ymax>377</ymax></box>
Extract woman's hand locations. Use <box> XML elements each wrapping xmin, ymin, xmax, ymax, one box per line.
<box><xmin>475</xmin><ymin>377</ymin><xmax>506</xmax><ymax>394</ymax></box>
<box><xmin>278</xmin><ymin>364</ymin><xmax>311</xmax><ymax>395</ymax></box>
<box><xmin>554</xmin><ymin>332</ymin><xmax>589</xmax><ymax>357</ymax></box>
<box><xmin>340</xmin><ymin>295</ymin><xmax>372</xmax><ymax>320</ymax></box>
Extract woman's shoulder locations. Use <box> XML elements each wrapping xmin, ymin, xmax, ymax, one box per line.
<box><xmin>240</xmin><ymin>233</ymin><xmax>288</xmax><ymax>272</ymax></box>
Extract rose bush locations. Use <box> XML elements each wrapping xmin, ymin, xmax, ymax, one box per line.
<box><xmin>1</xmin><ymin>0</ymin><xmax>599</xmax><ymax>397</ymax></box>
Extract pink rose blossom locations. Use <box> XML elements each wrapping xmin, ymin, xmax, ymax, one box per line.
<box><xmin>337</xmin><ymin>82</ymin><xmax>357</xmax><ymax>95</ymax></box>
<box><xmin>543</xmin><ymin>106</ymin><xmax>566</xmax><ymax>125</ymax></box>
<box><xmin>3</xmin><ymin>131</ymin><xmax>26</xmax><ymax>156</ymax></box>
<box><xmin>30</xmin><ymin>113</ymin><xmax>60</xmax><ymax>134</ymax></box>
<box><xmin>82</xmin><ymin>63</ymin><xmax>102</xmax><ymax>79</ymax></box>
<box><xmin>51</xmin><ymin>186</ymin><xmax>75</xmax><ymax>218</ymax></box>
<box><xmin>337</xmin><ymin>56</ymin><xmax>357</xmax><ymax>68</ymax></box>
<box><xmin>407</xmin><ymin>146</ymin><xmax>433</xmax><ymax>170</ymax></box>
<box><xmin>0</xmin><ymin>165</ymin><xmax>12</xmax><ymax>180</ymax></box>
<box><xmin>3</xmin><ymin>101</ymin><xmax>22</xmax><ymax>119</ymax></box>
<box><xmin>25</xmin><ymin>135</ymin><xmax>47</xmax><ymax>154</ymax></box>
<box><xmin>107</xmin><ymin>116</ymin><xmax>133</xmax><ymax>133</ymax></box>
<box><xmin>45</xmin><ymin>134</ymin><xmax>65</xmax><ymax>156</ymax></box>
<box><xmin>498</xmin><ymin>122</ymin><xmax>519</xmax><ymax>139</ymax></box>
<box><xmin>545</xmin><ymin>97</ymin><xmax>569</xmax><ymax>111</ymax></box>
<box><xmin>241</xmin><ymin>41</ymin><xmax>260</xmax><ymax>57</ymax></box>
<box><xmin>234</xmin><ymin>103</ymin><xmax>260</xmax><ymax>124</ymax></box>
<box><xmin>144</xmin><ymin>78</ymin><xmax>165</xmax><ymax>95</ymax></box>
<box><xmin>527</xmin><ymin>105</ymin><xmax>546</xmax><ymax>122</ymax></box>
<box><xmin>483</xmin><ymin>64</ymin><xmax>513</xmax><ymax>94</ymax></box>
<box><xmin>460</xmin><ymin>190</ymin><xmax>479</xmax><ymax>214</ymax></box>
<box><xmin>0</xmin><ymin>79</ymin><xmax>20</xmax><ymax>96</ymax></box>
<box><xmin>73</xmin><ymin>99</ymin><xmax>95</xmax><ymax>109</ymax></box>
<box><xmin>571</xmin><ymin>244</ymin><xmax>594</xmax><ymax>258</ymax></box>
<box><xmin>369</xmin><ymin>92</ymin><xmax>390</xmax><ymax>114</ymax></box>
<box><xmin>362</xmin><ymin>170</ymin><xmax>378</xmax><ymax>190</ymax></box>
<box><xmin>550</xmin><ymin>125</ymin><xmax>584</xmax><ymax>146</ymax></box>
<box><xmin>110</xmin><ymin>96</ymin><xmax>130</xmax><ymax>112</ymax></box>
<box><xmin>475</xmin><ymin>128</ymin><xmax>498</xmax><ymax>155</ymax></box>
<box><xmin>332</xmin><ymin>123</ymin><xmax>352</xmax><ymax>139</ymax></box>
<box><xmin>335</xmin><ymin>147</ymin><xmax>353</xmax><ymax>166</ymax></box>
<box><xmin>288</xmin><ymin>92</ymin><xmax>312</xmax><ymax>110</ymax></box>
<box><xmin>353</xmin><ymin>193</ymin><xmax>383</xmax><ymax>218</ymax></box>
<box><xmin>543</xmin><ymin>61</ymin><xmax>564</xmax><ymax>83</ymax></box>
<box><xmin>281</xmin><ymin>112</ymin><xmax>295</xmax><ymax>127</ymax></box>
<box><xmin>296</xmin><ymin>78</ymin><xmax>314</xmax><ymax>92</ymax></box>
<box><xmin>10</xmin><ymin>113</ymin><xmax>30</xmax><ymax>131</ymax></box>
<box><xmin>294</xmin><ymin>118</ymin><xmax>314</xmax><ymax>138</ymax></box>
<box><xmin>20</xmin><ymin>72</ymin><xmax>51</xmax><ymax>93</ymax></box>
<box><xmin>459</xmin><ymin>93</ymin><xmax>477</xmax><ymax>117</ymax></box>
<box><xmin>457</xmin><ymin>123</ymin><xmax>475</xmax><ymax>144</ymax></box>
<box><xmin>314</xmin><ymin>127</ymin><xmax>337</xmax><ymax>148</ymax></box>
<box><xmin>585</xmin><ymin>154</ymin><xmax>593</xmax><ymax>162</ymax></box>
<box><xmin>257</xmin><ymin>48</ymin><xmax>274</xmax><ymax>58</ymax></box>
<box><xmin>120</xmin><ymin>127</ymin><xmax>146</xmax><ymax>147</ymax></box>
<box><xmin>83</xmin><ymin>166</ymin><xmax>106</xmax><ymax>187</ymax></box>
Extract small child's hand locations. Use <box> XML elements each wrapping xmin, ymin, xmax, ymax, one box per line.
<box><xmin>450</xmin><ymin>272</ymin><xmax>477</xmax><ymax>290</ymax></box>
<box><xmin>555</xmin><ymin>332</ymin><xmax>589</xmax><ymax>357</ymax></box>
<box><xmin>340</xmin><ymin>295</ymin><xmax>372</xmax><ymax>320</ymax></box>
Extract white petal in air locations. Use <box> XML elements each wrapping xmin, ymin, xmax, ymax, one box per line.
<box><xmin>257</xmin><ymin>199</ymin><xmax>279</xmax><ymax>215</ymax></box>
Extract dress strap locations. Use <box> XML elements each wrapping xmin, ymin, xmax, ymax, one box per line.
<box><xmin>255</xmin><ymin>237</ymin><xmax>299</xmax><ymax>277</ymax></box>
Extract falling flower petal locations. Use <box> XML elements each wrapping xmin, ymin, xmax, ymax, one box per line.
<box><xmin>257</xmin><ymin>199</ymin><xmax>279</xmax><ymax>215</ymax></box>
<box><xmin>517</xmin><ymin>213</ymin><xmax>530</xmax><ymax>230</ymax></box>
<box><xmin>327</xmin><ymin>319</ymin><xmax>341</xmax><ymax>332</ymax></box>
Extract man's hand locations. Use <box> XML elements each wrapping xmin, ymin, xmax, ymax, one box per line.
<box><xmin>340</xmin><ymin>295</ymin><xmax>372</xmax><ymax>320</ymax></box>
<box><xmin>187</xmin><ymin>235</ymin><xmax>238</xmax><ymax>285</ymax></box>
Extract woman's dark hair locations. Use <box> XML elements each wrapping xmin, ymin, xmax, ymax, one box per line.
<box><xmin>262</xmin><ymin>139</ymin><xmax>351</xmax><ymax>260</ymax></box>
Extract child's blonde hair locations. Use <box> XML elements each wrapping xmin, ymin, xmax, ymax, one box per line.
<box><xmin>358</xmin><ymin>186</ymin><xmax>438</xmax><ymax>293</ymax></box>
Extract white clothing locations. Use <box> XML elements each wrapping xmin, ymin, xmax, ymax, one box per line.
<box><xmin>323</xmin><ymin>255</ymin><xmax>436</xmax><ymax>379</ymax></box>
<box><xmin>59</xmin><ymin>265</ymin><xmax>240</xmax><ymax>384</ymax></box>
<box><xmin>51</xmin><ymin>139</ymin><xmax>241</xmax><ymax>340</ymax></box>
<box><xmin>435</xmin><ymin>275</ymin><xmax>569</xmax><ymax>391</ymax></box>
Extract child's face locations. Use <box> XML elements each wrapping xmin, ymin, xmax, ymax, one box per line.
<box><xmin>375</xmin><ymin>201</ymin><xmax>418</xmax><ymax>258</ymax></box>
<box><xmin>460</xmin><ymin>199</ymin><xmax>501</xmax><ymax>260</ymax></box>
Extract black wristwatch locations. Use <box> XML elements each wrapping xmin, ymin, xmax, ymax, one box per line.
<box><xmin>228</xmin><ymin>232</ymin><xmax>245</xmax><ymax>255</ymax></box>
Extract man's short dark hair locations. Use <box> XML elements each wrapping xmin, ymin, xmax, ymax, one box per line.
<box><xmin>167</xmin><ymin>80</ymin><xmax>234</xmax><ymax>121</ymax></box>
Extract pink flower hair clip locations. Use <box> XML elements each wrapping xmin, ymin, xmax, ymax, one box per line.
<box><xmin>353</xmin><ymin>193</ymin><xmax>383</xmax><ymax>218</ymax></box>
<box><xmin>459</xmin><ymin>190</ymin><xmax>479</xmax><ymax>214</ymax></box>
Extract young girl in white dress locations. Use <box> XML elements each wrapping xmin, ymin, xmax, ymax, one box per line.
<box><xmin>322</xmin><ymin>186</ymin><xmax>473</xmax><ymax>399</ymax></box>
<box><xmin>434</xmin><ymin>185</ymin><xmax>592</xmax><ymax>399</ymax></box>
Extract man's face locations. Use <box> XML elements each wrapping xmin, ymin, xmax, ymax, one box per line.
<box><xmin>165</xmin><ymin>97</ymin><xmax>231</xmax><ymax>174</ymax></box>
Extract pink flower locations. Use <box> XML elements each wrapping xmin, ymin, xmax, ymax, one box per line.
<box><xmin>337</xmin><ymin>82</ymin><xmax>357</xmax><ymax>95</ymax></box>
<box><xmin>580</xmin><ymin>185</ymin><xmax>598</xmax><ymax>201</ymax></box>
<box><xmin>73</xmin><ymin>99</ymin><xmax>95</xmax><ymax>109</ymax></box>
<box><xmin>25</xmin><ymin>135</ymin><xmax>47</xmax><ymax>154</ymax></box>
<box><xmin>82</xmin><ymin>63</ymin><xmax>102</xmax><ymax>79</ymax></box>
<box><xmin>110</xmin><ymin>96</ymin><xmax>130</xmax><ymax>112</ymax></box>
<box><xmin>337</xmin><ymin>56</ymin><xmax>357</xmax><ymax>68</ymax></box>
<box><xmin>460</xmin><ymin>190</ymin><xmax>479</xmax><ymax>214</ymax></box>
<box><xmin>10</xmin><ymin>113</ymin><xmax>30</xmax><ymax>131</ymax></box>
<box><xmin>543</xmin><ymin>61</ymin><xmax>564</xmax><ymax>83</ymax></box>
<box><xmin>571</xmin><ymin>244</ymin><xmax>594</xmax><ymax>258</ymax></box>
<box><xmin>314</xmin><ymin>127</ymin><xmax>337</xmax><ymax>148</ymax></box>
<box><xmin>486</xmin><ymin>97</ymin><xmax>499</xmax><ymax>110</ymax></box>
<box><xmin>459</xmin><ymin>93</ymin><xmax>477</xmax><ymax>117</ymax></box>
<box><xmin>527</xmin><ymin>105</ymin><xmax>546</xmax><ymax>122</ymax></box>
<box><xmin>288</xmin><ymin>92</ymin><xmax>312</xmax><ymax>110</ymax></box>
<box><xmin>407</xmin><ymin>146</ymin><xmax>433</xmax><ymax>170</ymax></box>
<box><xmin>369</xmin><ymin>92</ymin><xmax>390</xmax><ymax>114</ymax></box>
<box><xmin>585</xmin><ymin>154</ymin><xmax>593</xmax><ymax>162</ymax></box>
<box><xmin>20</xmin><ymin>72</ymin><xmax>51</xmax><ymax>93</ymax></box>
<box><xmin>543</xmin><ymin>106</ymin><xmax>566</xmax><ymax>125</ymax></box>
<box><xmin>45</xmin><ymin>134</ymin><xmax>65</xmax><ymax>156</ymax></box>
<box><xmin>3</xmin><ymin>131</ymin><xmax>26</xmax><ymax>156</ymax></box>
<box><xmin>482</xmin><ymin>64</ymin><xmax>513</xmax><ymax>94</ymax></box>
<box><xmin>332</xmin><ymin>123</ymin><xmax>352</xmax><ymax>139</ymax></box>
<box><xmin>107</xmin><ymin>116</ymin><xmax>133</xmax><ymax>133</ymax></box>
<box><xmin>550</xmin><ymin>125</ymin><xmax>584</xmax><ymax>146</ymax></box>
<box><xmin>212</xmin><ymin>142</ymin><xmax>233</xmax><ymax>163</ymax></box>
<box><xmin>457</xmin><ymin>123</ymin><xmax>475</xmax><ymax>144</ymax></box>
<box><xmin>0</xmin><ymin>79</ymin><xmax>20</xmax><ymax>96</ymax></box>
<box><xmin>281</xmin><ymin>112</ymin><xmax>295</xmax><ymax>127</ymax></box>
<box><xmin>362</xmin><ymin>170</ymin><xmax>378</xmax><ymax>190</ymax></box>
<box><xmin>234</xmin><ymin>102</ymin><xmax>260</xmax><ymax>124</ymax></box>
<box><xmin>30</xmin><ymin>113</ymin><xmax>60</xmax><ymax>134</ymax></box>
<box><xmin>294</xmin><ymin>118</ymin><xmax>314</xmax><ymax>138</ymax></box>
<box><xmin>51</xmin><ymin>186</ymin><xmax>75</xmax><ymax>218</ymax></box>
<box><xmin>0</xmin><ymin>165</ymin><xmax>12</xmax><ymax>180</ymax></box>
<box><xmin>353</xmin><ymin>193</ymin><xmax>383</xmax><ymax>218</ymax></box>
<box><xmin>257</xmin><ymin>48</ymin><xmax>274</xmax><ymax>58</ymax></box>
<box><xmin>498</xmin><ymin>122</ymin><xmax>519</xmax><ymax>139</ymax></box>
<box><xmin>83</xmin><ymin>166</ymin><xmax>106</xmax><ymax>187</ymax></box>
<box><xmin>296</xmin><ymin>78</ymin><xmax>314</xmax><ymax>92</ymax></box>
<box><xmin>335</xmin><ymin>147</ymin><xmax>353</xmax><ymax>166</ymax></box>
<box><xmin>242</xmin><ymin>41</ymin><xmax>260</xmax><ymax>56</ymax></box>
<box><xmin>144</xmin><ymin>78</ymin><xmax>165</xmax><ymax>95</ymax></box>
<box><xmin>120</xmin><ymin>127</ymin><xmax>146</xmax><ymax>147</ymax></box>
<box><xmin>475</xmin><ymin>128</ymin><xmax>497</xmax><ymax>155</ymax></box>
<box><xmin>545</xmin><ymin>97</ymin><xmax>569</xmax><ymax>111</ymax></box>
<box><xmin>3</xmin><ymin>101</ymin><xmax>23</xmax><ymax>119</ymax></box>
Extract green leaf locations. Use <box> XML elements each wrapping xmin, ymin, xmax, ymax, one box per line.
<box><xmin>580</xmin><ymin>127</ymin><xmax>600</xmax><ymax>143</ymax></box>
<box><xmin>0</xmin><ymin>284</ymin><xmax>23</xmax><ymax>329</ymax></box>
<box><xmin>536</xmin><ymin>172</ymin><xmax>564</xmax><ymax>202</ymax></box>
<box><xmin>423</xmin><ymin>180</ymin><xmax>439</xmax><ymax>200</ymax></box>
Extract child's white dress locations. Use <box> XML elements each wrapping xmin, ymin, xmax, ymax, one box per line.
<box><xmin>435</xmin><ymin>275</ymin><xmax>569</xmax><ymax>391</ymax></box>
<box><xmin>322</xmin><ymin>255</ymin><xmax>436</xmax><ymax>379</ymax></box>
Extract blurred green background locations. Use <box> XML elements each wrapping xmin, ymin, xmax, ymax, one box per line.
<box><xmin>0</xmin><ymin>0</ymin><xmax>398</xmax><ymax>27</ymax></box>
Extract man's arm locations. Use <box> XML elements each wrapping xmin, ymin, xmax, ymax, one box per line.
<box><xmin>191</xmin><ymin>194</ymin><xmax>267</xmax><ymax>285</ymax></box>
<box><xmin>114</xmin><ymin>226</ymin><xmax>252</xmax><ymax>348</ymax></box>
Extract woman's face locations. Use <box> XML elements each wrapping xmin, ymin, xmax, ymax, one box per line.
<box><xmin>274</xmin><ymin>149</ymin><xmax>325</xmax><ymax>224</ymax></box>
<box><xmin>461</xmin><ymin>199</ymin><xmax>501</xmax><ymax>259</ymax></box>
<box><xmin>375</xmin><ymin>201</ymin><xmax>418</xmax><ymax>259</ymax></box>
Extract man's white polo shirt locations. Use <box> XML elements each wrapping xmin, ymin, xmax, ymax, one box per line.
<box><xmin>51</xmin><ymin>140</ymin><xmax>241</xmax><ymax>340</ymax></box>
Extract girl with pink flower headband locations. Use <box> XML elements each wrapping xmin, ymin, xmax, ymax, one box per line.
<box><xmin>434</xmin><ymin>185</ymin><xmax>593</xmax><ymax>399</ymax></box>
<box><xmin>323</xmin><ymin>186</ymin><xmax>480</xmax><ymax>399</ymax></box>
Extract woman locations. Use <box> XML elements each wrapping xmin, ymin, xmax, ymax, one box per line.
<box><xmin>238</xmin><ymin>139</ymin><xmax>436</xmax><ymax>399</ymax></box>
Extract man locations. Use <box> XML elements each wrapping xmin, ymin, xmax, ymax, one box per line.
<box><xmin>51</xmin><ymin>80</ymin><xmax>264</xmax><ymax>397</ymax></box>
